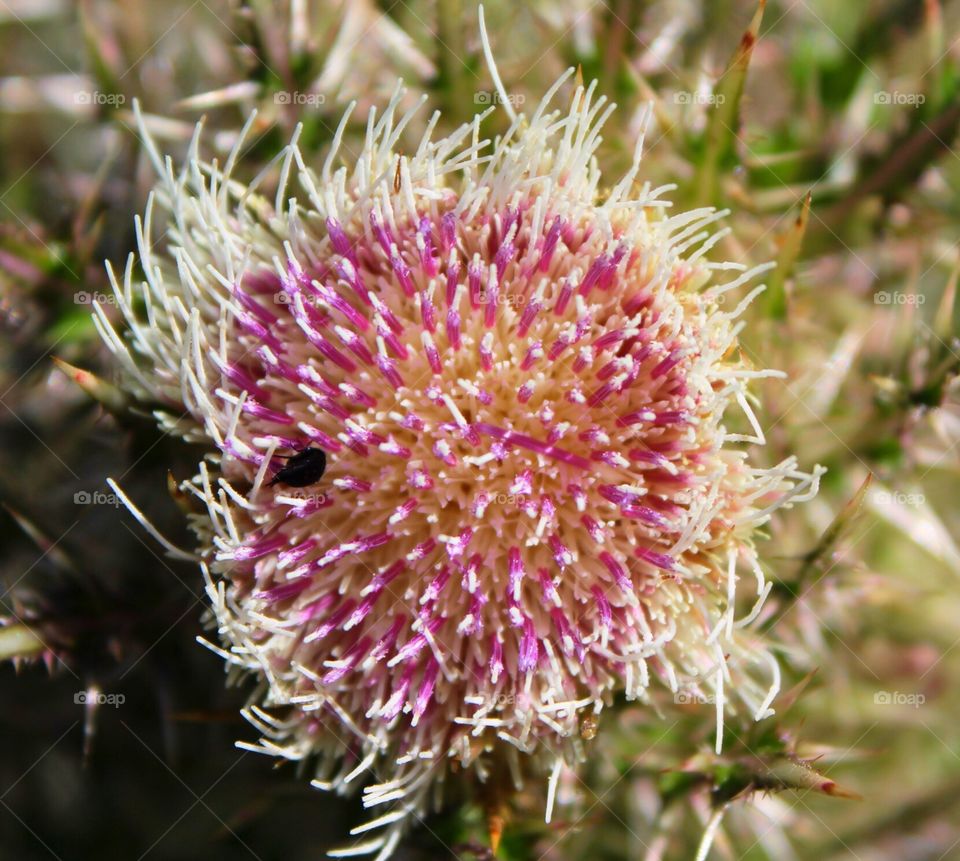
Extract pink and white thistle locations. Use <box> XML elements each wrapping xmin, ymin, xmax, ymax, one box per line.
<box><xmin>97</xmin><ymin>67</ymin><xmax>824</xmax><ymax>857</ymax></box>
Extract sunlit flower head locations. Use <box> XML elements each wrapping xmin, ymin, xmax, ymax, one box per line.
<box><xmin>99</xmin><ymin>68</ymin><xmax>823</xmax><ymax>858</ymax></box>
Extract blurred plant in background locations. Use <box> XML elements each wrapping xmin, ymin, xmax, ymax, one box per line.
<box><xmin>0</xmin><ymin>1</ymin><xmax>958</xmax><ymax>860</ymax></box>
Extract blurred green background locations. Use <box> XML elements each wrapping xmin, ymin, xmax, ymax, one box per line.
<box><xmin>1</xmin><ymin>1</ymin><xmax>959</xmax><ymax>859</ymax></box>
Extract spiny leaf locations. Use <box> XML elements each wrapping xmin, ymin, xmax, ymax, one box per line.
<box><xmin>775</xmin><ymin>669</ymin><xmax>819</xmax><ymax>715</ymax></box>
<box><xmin>695</xmin><ymin>0</ymin><xmax>765</xmax><ymax>206</ymax></box>
<box><xmin>52</xmin><ymin>357</ymin><xmax>129</xmax><ymax>414</ymax></box>
<box><xmin>436</xmin><ymin>0</ymin><xmax>468</xmax><ymax>123</ymax></box>
<box><xmin>794</xmin><ymin>472</ymin><xmax>871</xmax><ymax>586</ymax></box>
<box><xmin>478</xmin><ymin>756</ymin><xmax>514</xmax><ymax>857</ymax></box>
<box><xmin>761</xmin><ymin>756</ymin><xmax>861</xmax><ymax>799</ymax></box>
<box><xmin>658</xmin><ymin>769</ymin><xmax>708</xmax><ymax>806</ymax></box>
<box><xmin>764</xmin><ymin>191</ymin><xmax>811</xmax><ymax>320</ymax></box>
<box><xmin>78</xmin><ymin>0</ymin><xmax>124</xmax><ymax>106</ymax></box>
<box><xmin>933</xmin><ymin>261</ymin><xmax>957</xmax><ymax>345</ymax></box>
<box><xmin>668</xmin><ymin>750</ymin><xmax>860</xmax><ymax>809</ymax></box>
<box><xmin>3</xmin><ymin>504</ymin><xmax>77</xmax><ymax>574</ymax></box>
<box><xmin>487</xmin><ymin>804</ymin><xmax>505</xmax><ymax>856</ymax></box>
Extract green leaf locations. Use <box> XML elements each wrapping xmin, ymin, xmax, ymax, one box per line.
<box><xmin>695</xmin><ymin>0</ymin><xmax>765</xmax><ymax>206</ymax></box>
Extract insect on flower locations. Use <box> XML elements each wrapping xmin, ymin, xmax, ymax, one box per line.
<box><xmin>267</xmin><ymin>447</ymin><xmax>327</xmax><ymax>487</ymax></box>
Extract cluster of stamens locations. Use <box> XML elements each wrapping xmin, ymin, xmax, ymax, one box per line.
<box><xmin>98</xmin><ymin>76</ymin><xmax>823</xmax><ymax>857</ymax></box>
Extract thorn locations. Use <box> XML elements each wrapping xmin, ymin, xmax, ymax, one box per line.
<box><xmin>695</xmin><ymin>0</ymin><xmax>766</xmax><ymax>205</ymax></box>
<box><xmin>794</xmin><ymin>472</ymin><xmax>870</xmax><ymax>585</ymax></box>
<box><xmin>934</xmin><ymin>260</ymin><xmax>958</xmax><ymax>343</ymax></box>
<box><xmin>481</xmin><ymin>761</ymin><xmax>512</xmax><ymax>857</ymax></box>
<box><xmin>765</xmin><ymin>191</ymin><xmax>811</xmax><ymax>319</ymax></box>
<box><xmin>819</xmin><ymin>780</ymin><xmax>862</xmax><ymax>800</ymax></box>
<box><xmin>52</xmin><ymin>357</ymin><xmax>128</xmax><ymax>414</ymax></box>
<box><xmin>487</xmin><ymin>806</ymin><xmax>504</xmax><ymax>855</ymax></box>
<box><xmin>761</xmin><ymin>755</ymin><xmax>861</xmax><ymax>800</ymax></box>
<box><xmin>924</xmin><ymin>0</ymin><xmax>944</xmax><ymax>71</ymax></box>
<box><xmin>776</xmin><ymin>668</ymin><xmax>819</xmax><ymax>714</ymax></box>
<box><xmin>167</xmin><ymin>471</ymin><xmax>195</xmax><ymax>515</ymax></box>
<box><xmin>3</xmin><ymin>504</ymin><xmax>77</xmax><ymax>574</ymax></box>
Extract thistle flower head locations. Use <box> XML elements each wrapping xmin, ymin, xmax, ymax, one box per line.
<box><xmin>99</xmin><ymin>70</ymin><xmax>823</xmax><ymax>856</ymax></box>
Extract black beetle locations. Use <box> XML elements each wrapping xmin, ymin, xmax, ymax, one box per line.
<box><xmin>268</xmin><ymin>447</ymin><xmax>327</xmax><ymax>488</ymax></box>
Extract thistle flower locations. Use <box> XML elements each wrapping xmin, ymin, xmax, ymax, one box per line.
<box><xmin>97</xmin><ymin>67</ymin><xmax>823</xmax><ymax>858</ymax></box>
